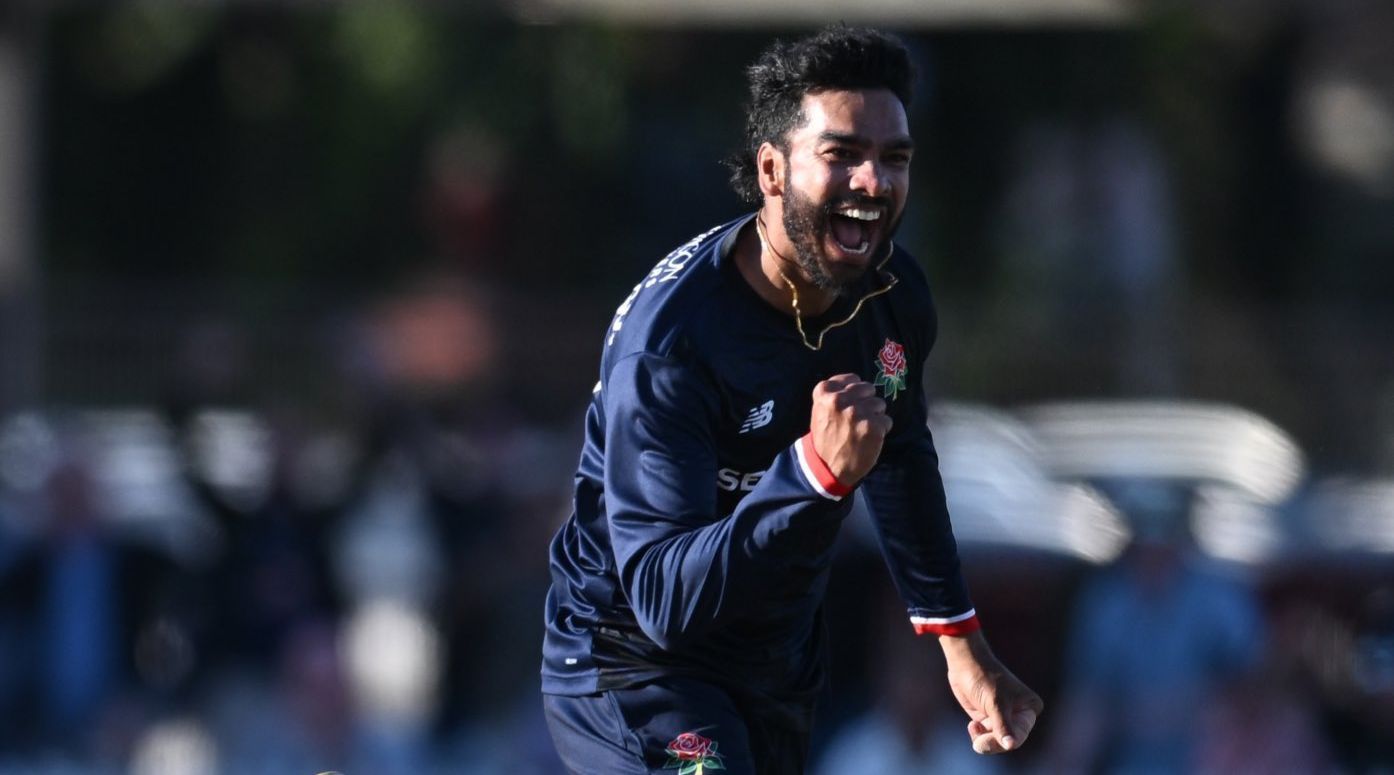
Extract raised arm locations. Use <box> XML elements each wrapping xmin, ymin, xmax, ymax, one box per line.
<box><xmin>602</xmin><ymin>353</ymin><xmax>887</xmax><ymax>651</ymax></box>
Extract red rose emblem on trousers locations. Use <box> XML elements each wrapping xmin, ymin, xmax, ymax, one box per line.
<box><xmin>877</xmin><ymin>339</ymin><xmax>906</xmax><ymax>378</ymax></box>
<box><xmin>667</xmin><ymin>732</ymin><xmax>714</xmax><ymax>761</ymax></box>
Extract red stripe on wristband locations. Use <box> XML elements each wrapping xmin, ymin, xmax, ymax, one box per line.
<box><xmin>797</xmin><ymin>433</ymin><xmax>853</xmax><ymax>500</ymax></box>
<box><xmin>910</xmin><ymin>611</ymin><xmax>982</xmax><ymax>637</ymax></box>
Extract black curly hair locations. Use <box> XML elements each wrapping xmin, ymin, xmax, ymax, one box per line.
<box><xmin>724</xmin><ymin>26</ymin><xmax>915</xmax><ymax>205</ymax></box>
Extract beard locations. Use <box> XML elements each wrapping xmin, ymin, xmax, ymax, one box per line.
<box><xmin>780</xmin><ymin>178</ymin><xmax>900</xmax><ymax>295</ymax></box>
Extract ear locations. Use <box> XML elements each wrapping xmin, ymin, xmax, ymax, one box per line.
<box><xmin>756</xmin><ymin>142</ymin><xmax>785</xmax><ymax>199</ymax></box>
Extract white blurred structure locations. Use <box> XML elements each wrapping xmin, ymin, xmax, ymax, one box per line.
<box><xmin>926</xmin><ymin>400</ymin><xmax>1394</xmax><ymax>566</ymax></box>
<box><xmin>1300</xmin><ymin>477</ymin><xmax>1394</xmax><ymax>555</ymax></box>
<box><xmin>185</xmin><ymin>409</ymin><xmax>277</xmax><ymax>512</ymax></box>
<box><xmin>1190</xmin><ymin>485</ymin><xmax>1288</xmax><ymax>565</ymax></box>
<box><xmin>129</xmin><ymin>719</ymin><xmax>219</xmax><ymax>775</ymax></box>
<box><xmin>931</xmin><ymin>403</ymin><xmax>1129</xmax><ymax>564</ymax></box>
<box><xmin>1023</xmin><ymin>401</ymin><xmax>1307</xmax><ymax>564</ymax></box>
<box><xmin>0</xmin><ymin>410</ymin><xmax>60</xmax><ymax>493</ymax></box>
<box><xmin>342</xmin><ymin>599</ymin><xmax>442</xmax><ymax>726</ymax></box>
<box><xmin>1022</xmin><ymin>401</ymin><xmax>1305</xmax><ymax>503</ymax></box>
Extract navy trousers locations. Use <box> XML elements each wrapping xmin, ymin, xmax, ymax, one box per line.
<box><xmin>543</xmin><ymin>676</ymin><xmax>810</xmax><ymax>774</ymax></box>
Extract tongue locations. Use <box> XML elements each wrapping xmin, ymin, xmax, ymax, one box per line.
<box><xmin>830</xmin><ymin>215</ymin><xmax>865</xmax><ymax>251</ymax></box>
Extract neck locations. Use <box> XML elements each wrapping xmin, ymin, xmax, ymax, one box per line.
<box><xmin>738</xmin><ymin>208</ymin><xmax>837</xmax><ymax>317</ymax></box>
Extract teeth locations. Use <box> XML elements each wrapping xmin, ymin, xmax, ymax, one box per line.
<box><xmin>844</xmin><ymin>240</ymin><xmax>870</xmax><ymax>255</ymax></box>
<box><xmin>837</xmin><ymin>208</ymin><xmax>882</xmax><ymax>222</ymax></box>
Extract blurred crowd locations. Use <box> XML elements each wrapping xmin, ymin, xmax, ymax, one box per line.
<box><xmin>0</xmin><ymin>282</ymin><xmax>578</xmax><ymax>772</ymax></box>
<box><xmin>816</xmin><ymin>519</ymin><xmax>1394</xmax><ymax>775</ymax></box>
<box><xmin>0</xmin><ymin>285</ymin><xmax>1390</xmax><ymax>773</ymax></box>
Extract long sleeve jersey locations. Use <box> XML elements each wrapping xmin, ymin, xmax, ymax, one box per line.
<box><xmin>541</xmin><ymin>214</ymin><xmax>977</xmax><ymax>725</ymax></box>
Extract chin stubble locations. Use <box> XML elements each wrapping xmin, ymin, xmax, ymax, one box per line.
<box><xmin>782</xmin><ymin>187</ymin><xmax>854</xmax><ymax>295</ymax></box>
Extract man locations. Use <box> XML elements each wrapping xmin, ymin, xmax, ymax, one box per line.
<box><xmin>541</xmin><ymin>26</ymin><xmax>1041</xmax><ymax>774</ymax></box>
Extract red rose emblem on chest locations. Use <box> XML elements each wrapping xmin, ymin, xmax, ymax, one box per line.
<box><xmin>664</xmin><ymin>730</ymin><xmax>724</xmax><ymax>772</ymax></box>
<box><xmin>668</xmin><ymin>732</ymin><xmax>713</xmax><ymax>761</ymax></box>
<box><xmin>873</xmin><ymin>339</ymin><xmax>909</xmax><ymax>401</ymax></box>
<box><xmin>877</xmin><ymin>339</ymin><xmax>906</xmax><ymax>378</ymax></box>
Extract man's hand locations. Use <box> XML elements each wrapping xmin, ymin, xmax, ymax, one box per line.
<box><xmin>809</xmin><ymin>374</ymin><xmax>892</xmax><ymax>486</ymax></box>
<box><xmin>941</xmin><ymin>631</ymin><xmax>1043</xmax><ymax>754</ymax></box>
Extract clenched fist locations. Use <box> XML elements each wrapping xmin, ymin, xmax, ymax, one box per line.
<box><xmin>808</xmin><ymin>373</ymin><xmax>893</xmax><ymax>487</ymax></box>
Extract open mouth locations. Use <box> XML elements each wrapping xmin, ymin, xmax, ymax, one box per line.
<box><xmin>828</xmin><ymin>206</ymin><xmax>882</xmax><ymax>257</ymax></box>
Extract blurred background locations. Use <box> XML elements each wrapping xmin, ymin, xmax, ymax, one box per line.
<box><xmin>0</xmin><ymin>0</ymin><xmax>1392</xmax><ymax>772</ymax></box>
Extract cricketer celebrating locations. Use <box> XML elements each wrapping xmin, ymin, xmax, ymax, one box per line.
<box><xmin>541</xmin><ymin>26</ymin><xmax>1042</xmax><ymax>774</ymax></box>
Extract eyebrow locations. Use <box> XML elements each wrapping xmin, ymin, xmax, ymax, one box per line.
<box><xmin>817</xmin><ymin>131</ymin><xmax>916</xmax><ymax>152</ymax></box>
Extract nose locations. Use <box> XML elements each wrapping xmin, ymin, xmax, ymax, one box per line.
<box><xmin>850</xmin><ymin>159</ymin><xmax>890</xmax><ymax>199</ymax></box>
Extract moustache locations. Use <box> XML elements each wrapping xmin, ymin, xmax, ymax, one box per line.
<box><xmin>823</xmin><ymin>195</ymin><xmax>893</xmax><ymax>214</ymax></box>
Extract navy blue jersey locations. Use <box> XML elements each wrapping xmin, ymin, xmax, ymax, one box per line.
<box><xmin>542</xmin><ymin>214</ymin><xmax>977</xmax><ymax>723</ymax></box>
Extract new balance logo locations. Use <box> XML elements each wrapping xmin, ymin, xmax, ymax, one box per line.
<box><xmin>739</xmin><ymin>400</ymin><xmax>775</xmax><ymax>433</ymax></box>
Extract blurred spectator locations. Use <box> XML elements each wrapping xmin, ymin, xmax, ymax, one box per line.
<box><xmin>1043</xmin><ymin>481</ymin><xmax>1264</xmax><ymax>774</ymax></box>
<box><xmin>0</xmin><ymin>450</ymin><xmax>178</xmax><ymax>756</ymax></box>
<box><xmin>159</xmin><ymin>276</ymin><xmax>567</xmax><ymax>764</ymax></box>
<box><xmin>1352</xmin><ymin>587</ymin><xmax>1394</xmax><ymax>770</ymax></box>
<box><xmin>1188</xmin><ymin>593</ymin><xmax>1342</xmax><ymax>774</ymax></box>
<box><xmin>1306</xmin><ymin>586</ymin><xmax>1394</xmax><ymax>772</ymax></box>
<box><xmin>346</xmin><ymin>276</ymin><xmax>555</xmax><ymax>728</ymax></box>
<box><xmin>341</xmin><ymin>600</ymin><xmax>440</xmax><ymax>774</ymax></box>
<box><xmin>175</xmin><ymin>409</ymin><xmax>358</xmax><ymax>674</ymax></box>
<box><xmin>423</xmin><ymin>124</ymin><xmax>513</xmax><ymax>274</ymax></box>
<box><xmin>207</xmin><ymin>619</ymin><xmax>351</xmax><ymax>773</ymax></box>
<box><xmin>1193</xmin><ymin>667</ymin><xmax>1337</xmax><ymax>775</ymax></box>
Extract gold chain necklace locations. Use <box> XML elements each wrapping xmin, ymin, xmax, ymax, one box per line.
<box><xmin>754</xmin><ymin>214</ymin><xmax>899</xmax><ymax>352</ymax></box>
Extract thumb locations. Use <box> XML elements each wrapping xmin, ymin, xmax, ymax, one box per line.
<box><xmin>986</xmin><ymin>700</ymin><xmax>1018</xmax><ymax>751</ymax></box>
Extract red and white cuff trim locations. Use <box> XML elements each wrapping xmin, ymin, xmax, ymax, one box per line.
<box><xmin>794</xmin><ymin>433</ymin><xmax>852</xmax><ymax>501</ymax></box>
<box><xmin>910</xmin><ymin>610</ymin><xmax>981</xmax><ymax>636</ymax></box>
